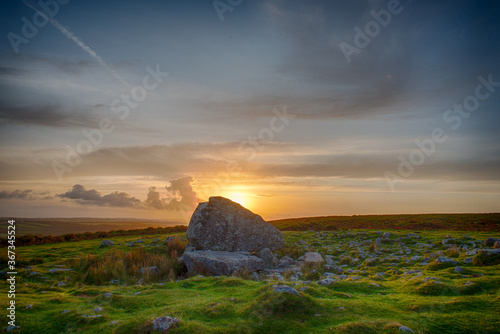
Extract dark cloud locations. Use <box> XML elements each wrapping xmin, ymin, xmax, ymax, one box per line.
<box><xmin>58</xmin><ymin>184</ymin><xmax>141</xmax><ymax>208</ymax></box>
<box><xmin>0</xmin><ymin>189</ymin><xmax>53</xmax><ymax>200</ymax></box>
<box><xmin>58</xmin><ymin>179</ymin><xmax>200</xmax><ymax>211</ymax></box>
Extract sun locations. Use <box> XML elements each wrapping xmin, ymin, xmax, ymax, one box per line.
<box><xmin>225</xmin><ymin>192</ymin><xmax>253</xmax><ymax>209</ymax></box>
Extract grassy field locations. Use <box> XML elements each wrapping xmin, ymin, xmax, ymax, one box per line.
<box><xmin>1</xmin><ymin>222</ymin><xmax>500</xmax><ymax>333</ymax></box>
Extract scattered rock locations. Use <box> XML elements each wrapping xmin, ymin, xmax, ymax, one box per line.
<box><xmin>152</xmin><ymin>316</ymin><xmax>179</xmax><ymax>333</ymax></box>
<box><xmin>61</xmin><ymin>310</ymin><xmax>70</xmax><ymax>314</ymax></box>
<box><xmin>435</xmin><ymin>256</ymin><xmax>458</xmax><ymax>265</ymax></box>
<box><xmin>164</xmin><ymin>236</ymin><xmax>179</xmax><ymax>245</ymax></box>
<box><xmin>25</xmin><ymin>304</ymin><xmax>33</xmax><ymax>309</ymax></box>
<box><xmin>278</xmin><ymin>256</ymin><xmax>295</xmax><ymax>267</ymax></box>
<box><xmin>485</xmin><ymin>237</ymin><xmax>500</xmax><ymax>246</ymax></box>
<box><xmin>454</xmin><ymin>266</ymin><xmax>465</xmax><ymax>273</ymax></box>
<box><xmin>302</xmin><ymin>252</ymin><xmax>324</xmax><ymax>265</ymax></box>
<box><xmin>140</xmin><ymin>266</ymin><xmax>160</xmax><ymax>275</ymax></box>
<box><xmin>99</xmin><ymin>240</ymin><xmax>114</xmax><ymax>248</ymax></box>
<box><xmin>272</xmin><ymin>285</ymin><xmax>299</xmax><ymax>295</ymax></box>
<box><xmin>399</xmin><ymin>326</ymin><xmax>415</xmax><ymax>333</ymax></box>
<box><xmin>104</xmin><ymin>292</ymin><xmax>112</xmax><ymax>298</ymax></box>
<box><xmin>93</xmin><ymin>307</ymin><xmax>103</xmax><ymax>312</ymax></box>
<box><xmin>109</xmin><ymin>321</ymin><xmax>119</xmax><ymax>325</ymax></box>
<box><xmin>258</xmin><ymin>248</ymin><xmax>274</xmax><ymax>268</ymax></box>
<box><xmin>494</xmin><ymin>242</ymin><xmax>500</xmax><ymax>249</ymax></box>
<box><xmin>249</xmin><ymin>272</ymin><xmax>261</xmax><ymax>281</ymax></box>
<box><xmin>48</xmin><ymin>268</ymin><xmax>71</xmax><ymax>274</ymax></box>
<box><xmin>6</xmin><ymin>325</ymin><xmax>20</xmax><ymax>332</ymax></box>
<box><xmin>318</xmin><ymin>277</ymin><xmax>337</xmax><ymax>286</ymax></box>
<box><xmin>186</xmin><ymin>196</ymin><xmax>285</xmax><ymax>252</ymax></box>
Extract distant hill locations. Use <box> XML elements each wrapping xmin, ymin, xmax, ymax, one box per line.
<box><xmin>0</xmin><ymin>217</ymin><xmax>182</xmax><ymax>237</ymax></box>
<box><xmin>269</xmin><ymin>213</ymin><xmax>500</xmax><ymax>232</ymax></box>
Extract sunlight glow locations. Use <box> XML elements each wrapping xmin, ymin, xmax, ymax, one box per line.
<box><xmin>225</xmin><ymin>192</ymin><xmax>253</xmax><ymax>209</ymax></box>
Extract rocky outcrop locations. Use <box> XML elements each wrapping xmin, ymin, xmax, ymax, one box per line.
<box><xmin>186</xmin><ymin>196</ymin><xmax>284</xmax><ymax>252</ymax></box>
<box><xmin>182</xmin><ymin>251</ymin><xmax>264</xmax><ymax>276</ymax></box>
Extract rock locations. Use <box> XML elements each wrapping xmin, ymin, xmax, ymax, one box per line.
<box><xmin>26</xmin><ymin>304</ymin><xmax>33</xmax><ymax>309</ymax></box>
<box><xmin>57</xmin><ymin>281</ymin><xmax>66</xmax><ymax>286</ymax></box>
<box><xmin>140</xmin><ymin>266</ymin><xmax>160</xmax><ymax>275</ymax></box>
<box><xmin>494</xmin><ymin>242</ymin><xmax>500</xmax><ymax>249</ymax></box>
<box><xmin>268</xmin><ymin>272</ymin><xmax>284</xmax><ymax>281</ymax></box>
<box><xmin>399</xmin><ymin>326</ymin><xmax>414</xmax><ymax>333</ymax></box>
<box><xmin>454</xmin><ymin>266</ymin><xmax>465</xmax><ymax>273</ymax></box>
<box><xmin>104</xmin><ymin>292</ymin><xmax>112</xmax><ymax>298</ymax></box>
<box><xmin>302</xmin><ymin>252</ymin><xmax>324</xmax><ymax>265</ymax></box>
<box><xmin>182</xmin><ymin>250</ymin><xmax>264</xmax><ymax>276</ymax></box>
<box><xmin>485</xmin><ymin>237</ymin><xmax>500</xmax><ymax>246</ymax></box>
<box><xmin>109</xmin><ymin>321</ymin><xmax>119</xmax><ymax>325</ymax></box>
<box><xmin>258</xmin><ymin>248</ymin><xmax>274</xmax><ymax>269</ymax></box>
<box><xmin>186</xmin><ymin>196</ymin><xmax>284</xmax><ymax>252</ymax></box>
<box><xmin>382</xmin><ymin>232</ymin><xmax>390</xmax><ymax>238</ymax></box>
<box><xmin>6</xmin><ymin>326</ymin><xmax>20</xmax><ymax>332</ymax></box>
<box><xmin>462</xmin><ymin>257</ymin><xmax>474</xmax><ymax>264</ymax></box>
<box><xmin>61</xmin><ymin>310</ymin><xmax>70</xmax><ymax>314</ymax></box>
<box><xmin>278</xmin><ymin>256</ymin><xmax>295</xmax><ymax>267</ymax></box>
<box><xmin>164</xmin><ymin>236</ymin><xmax>179</xmax><ymax>245</ymax></box>
<box><xmin>273</xmin><ymin>285</ymin><xmax>299</xmax><ymax>295</ymax></box>
<box><xmin>318</xmin><ymin>277</ymin><xmax>337</xmax><ymax>286</ymax></box>
<box><xmin>435</xmin><ymin>256</ymin><xmax>458</xmax><ymax>265</ymax></box>
<box><xmin>249</xmin><ymin>272</ymin><xmax>261</xmax><ymax>281</ymax></box>
<box><xmin>99</xmin><ymin>240</ymin><xmax>114</xmax><ymax>248</ymax></box>
<box><xmin>478</xmin><ymin>248</ymin><xmax>500</xmax><ymax>255</ymax></box>
<box><xmin>94</xmin><ymin>307</ymin><xmax>103</xmax><ymax>312</ymax></box>
<box><xmin>152</xmin><ymin>316</ymin><xmax>179</xmax><ymax>333</ymax></box>
<box><xmin>48</xmin><ymin>268</ymin><xmax>71</xmax><ymax>274</ymax></box>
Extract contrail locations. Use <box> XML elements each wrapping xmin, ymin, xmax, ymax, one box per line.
<box><xmin>22</xmin><ymin>0</ymin><xmax>130</xmax><ymax>88</ymax></box>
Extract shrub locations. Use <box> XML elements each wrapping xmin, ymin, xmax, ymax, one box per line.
<box><xmin>70</xmin><ymin>247</ymin><xmax>185</xmax><ymax>285</ymax></box>
<box><xmin>446</xmin><ymin>247</ymin><xmax>461</xmax><ymax>258</ymax></box>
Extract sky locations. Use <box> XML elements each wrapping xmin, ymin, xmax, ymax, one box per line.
<box><xmin>0</xmin><ymin>0</ymin><xmax>499</xmax><ymax>222</ymax></box>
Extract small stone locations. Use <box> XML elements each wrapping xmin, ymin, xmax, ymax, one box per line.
<box><xmin>109</xmin><ymin>321</ymin><xmax>119</xmax><ymax>325</ymax></box>
<box><xmin>249</xmin><ymin>272</ymin><xmax>260</xmax><ymax>281</ymax></box>
<box><xmin>25</xmin><ymin>304</ymin><xmax>33</xmax><ymax>309</ymax></box>
<box><xmin>104</xmin><ymin>292</ymin><xmax>112</xmax><ymax>298</ymax></box>
<box><xmin>99</xmin><ymin>240</ymin><xmax>114</xmax><ymax>248</ymax></box>
<box><xmin>273</xmin><ymin>285</ymin><xmax>299</xmax><ymax>295</ymax></box>
<box><xmin>399</xmin><ymin>325</ymin><xmax>414</xmax><ymax>332</ymax></box>
<box><xmin>454</xmin><ymin>266</ymin><xmax>465</xmax><ymax>273</ymax></box>
<box><xmin>6</xmin><ymin>326</ymin><xmax>20</xmax><ymax>332</ymax></box>
<box><xmin>485</xmin><ymin>237</ymin><xmax>500</xmax><ymax>246</ymax></box>
<box><xmin>152</xmin><ymin>316</ymin><xmax>179</xmax><ymax>333</ymax></box>
<box><xmin>57</xmin><ymin>281</ymin><xmax>66</xmax><ymax>287</ymax></box>
<box><xmin>61</xmin><ymin>310</ymin><xmax>70</xmax><ymax>314</ymax></box>
<box><xmin>94</xmin><ymin>307</ymin><xmax>103</xmax><ymax>312</ymax></box>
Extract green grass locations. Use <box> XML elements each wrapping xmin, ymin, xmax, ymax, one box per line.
<box><xmin>1</xmin><ymin>228</ymin><xmax>499</xmax><ymax>333</ymax></box>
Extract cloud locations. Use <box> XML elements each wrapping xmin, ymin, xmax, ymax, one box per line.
<box><xmin>58</xmin><ymin>184</ymin><xmax>141</xmax><ymax>208</ymax></box>
<box><xmin>0</xmin><ymin>101</ymin><xmax>94</xmax><ymax>127</ymax></box>
<box><xmin>164</xmin><ymin>176</ymin><xmax>199</xmax><ymax>211</ymax></box>
<box><xmin>0</xmin><ymin>189</ymin><xmax>53</xmax><ymax>200</ymax></box>
<box><xmin>57</xmin><ymin>178</ymin><xmax>200</xmax><ymax>211</ymax></box>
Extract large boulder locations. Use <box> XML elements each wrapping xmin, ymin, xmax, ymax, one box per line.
<box><xmin>186</xmin><ymin>196</ymin><xmax>285</xmax><ymax>252</ymax></box>
<box><xmin>182</xmin><ymin>250</ymin><xmax>264</xmax><ymax>276</ymax></box>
